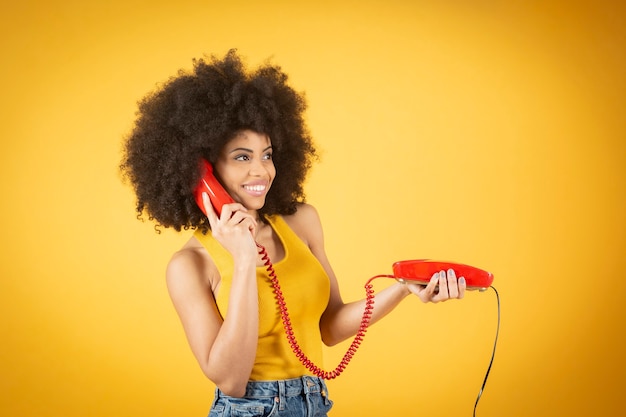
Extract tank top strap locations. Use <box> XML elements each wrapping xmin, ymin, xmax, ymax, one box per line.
<box><xmin>193</xmin><ymin>228</ymin><xmax>234</xmax><ymax>280</ymax></box>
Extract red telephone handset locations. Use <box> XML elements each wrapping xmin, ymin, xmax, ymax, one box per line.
<box><xmin>194</xmin><ymin>159</ymin><xmax>234</xmax><ymax>217</ymax></box>
<box><xmin>392</xmin><ymin>260</ymin><xmax>494</xmax><ymax>290</ymax></box>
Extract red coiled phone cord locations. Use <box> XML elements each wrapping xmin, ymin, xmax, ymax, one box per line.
<box><xmin>257</xmin><ymin>243</ymin><xmax>393</xmax><ymax>379</ymax></box>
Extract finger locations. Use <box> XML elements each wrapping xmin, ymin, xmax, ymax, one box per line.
<box><xmin>227</xmin><ymin>209</ymin><xmax>258</xmax><ymax>237</ymax></box>
<box><xmin>424</xmin><ymin>273</ymin><xmax>440</xmax><ymax>297</ymax></box>
<box><xmin>434</xmin><ymin>271</ymin><xmax>449</xmax><ymax>301</ymax></box>
<box><xmin>410</xmin><ymin>274</ymin><xmax>439</xmax><ymax>303</ymax></box>
<box><xmin>422</xmin><ymin>272</ymin><xmax>444</xmax><ymax>303</ymax></box>
<box><xmin>202</xmin><ymin>192</ymin><xmax>219</xmax><ymax>226</ymax></box>
<box><xmin>219</xmin><ymin>202</ymin><xmax>248</xmax><ymax>222</ymax></box>
<box><xmin>446</xmin><ymin>269</ymin><xmax>459</xmax><ymax>299</ymax></box>
<box><xmin>228</xmin><ymin>207</ymin><xmax>255</xmax><ymax>225</ymax></box>
<box><xmin>239</xmin><ymin>216</ymin><xmax>258</xmax><ymax>237</ymax></box>
<box><xmin>458</xmin><ymin>277</ymin><xmax>466</xmax><ymax>299</ymax></box>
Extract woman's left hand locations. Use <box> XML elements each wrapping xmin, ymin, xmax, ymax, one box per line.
<box><xmin>406</xmin><ymin>269</ymin><xmax>466</xmax><ymax>303</ymax></box>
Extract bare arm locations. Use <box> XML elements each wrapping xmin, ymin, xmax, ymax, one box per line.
<box><xmin>287</xmin><ymin>204</ymin><xmax>465</xmax><ymax>347</ymax></box>
<box><xmin>166</xmin><ymin>196</ymin><xmax>260</xmax><ymax>397</ymax></box>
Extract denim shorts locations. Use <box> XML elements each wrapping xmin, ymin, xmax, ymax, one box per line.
<box><xmin>208</xmin><ymin>375</ymin><xmax>333</xmax><ymax>417</ymax></box>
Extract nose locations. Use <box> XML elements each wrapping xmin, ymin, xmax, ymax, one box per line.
<box><xmin>249</xmin><ymin>158</ymin><xmax>268</xmax><ymax>176</ymax></box>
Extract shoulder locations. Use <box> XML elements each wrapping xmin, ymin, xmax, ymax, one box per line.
<box><xmin>166</xmin><ymin>236</ymin><xmax>217</xmax><ymax>294</ymax></box>
<box><xmin>281</xmin><ymin>203</ymin><xmax>324</xmax><ymax>248</ymax></box>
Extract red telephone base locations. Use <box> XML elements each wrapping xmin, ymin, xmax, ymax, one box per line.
<box><xmin>392</xmin><ymin>260</ymin><xmax>494</xmax><ymax>290</ymax></box>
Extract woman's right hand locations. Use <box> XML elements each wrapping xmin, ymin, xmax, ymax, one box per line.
<box><xmin>202</xmin><ymin>192</ymin><xmax>258</xmax><ymax>261</ymax></box>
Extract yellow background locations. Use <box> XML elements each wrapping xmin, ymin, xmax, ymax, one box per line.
<box><xmin>1</xmin><ymin>1</ymin><xmax>624</xmax><ymax>416</ymax></box>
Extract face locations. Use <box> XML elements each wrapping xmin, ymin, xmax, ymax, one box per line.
<box><xmin>214</xmin><ymin>130</ymin><xmax>276</xmax><ymax>212</ymax></box>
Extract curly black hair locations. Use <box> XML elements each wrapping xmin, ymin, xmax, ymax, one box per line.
<box><xmin>120</xmin><ymin>49</ymin><xmax>317</xmax><ymax>233</ymax></box>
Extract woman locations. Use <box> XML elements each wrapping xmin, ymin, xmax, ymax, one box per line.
<box><xmin>121</xmin><ymin>50</ymin><xmax>466</xmax><ymax>417</ymax></box>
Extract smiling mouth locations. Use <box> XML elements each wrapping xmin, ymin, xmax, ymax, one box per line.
<box><xmin>244</xmin><ymin>184</ymin><xmax>267</xmax><ymax>192</ymax></box>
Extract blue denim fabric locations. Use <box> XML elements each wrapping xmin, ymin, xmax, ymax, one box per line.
<box><xmin>208</xmin><ymin>376</ymin><xmax>333</xmax><ymax>417</ymax></box>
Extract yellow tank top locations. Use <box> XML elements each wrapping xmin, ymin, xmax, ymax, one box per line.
<box><xmin>194</xmin><ymin>215</ymin><xmax>330</xmax><ymax>380</ymax></box>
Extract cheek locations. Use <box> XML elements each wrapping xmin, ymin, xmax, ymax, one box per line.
<box><xmin>268</xmin><ymin>164</ymin><xmax>277</xmax><ymax>181</ymax></box>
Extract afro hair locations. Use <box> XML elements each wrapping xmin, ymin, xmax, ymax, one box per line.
<box><xmin>120</xmin><ymin>49</ymin><xmax>318</xmax><ymax>233</ymax></box>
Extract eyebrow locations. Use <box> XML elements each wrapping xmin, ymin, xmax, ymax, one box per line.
<box><xmin>228</xmin><ymin>145</ymin><xmax>273</xmax><ymax>154</ymax></box>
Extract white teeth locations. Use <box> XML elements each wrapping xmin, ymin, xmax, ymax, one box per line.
<box><xmin>245</xmin><ymin>185</ymin><xmax>266</xmax><ymax>192</ymax></box>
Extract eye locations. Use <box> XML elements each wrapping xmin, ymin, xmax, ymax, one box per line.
<box><xmin>263</xmin><ymin>152</ymin><xmax>273</xmax><ymax>161</ymax></box>
<box><xmin>234</xmin><ymin>154</ymin><xmax>251</xmax><ymax>161</ymax></box>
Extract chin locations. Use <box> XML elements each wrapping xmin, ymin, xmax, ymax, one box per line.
<box><xmin>243</xmin><ymin>198</ymin><xmax>266</xmax><ymax>211</ymax></box>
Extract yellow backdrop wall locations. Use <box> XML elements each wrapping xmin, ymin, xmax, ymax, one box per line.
<box><xmin>1</xmin><ymin>1</ymin><xmax>624</xmax><ymax>416</ymax></box>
